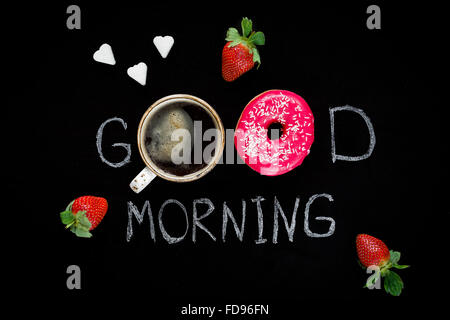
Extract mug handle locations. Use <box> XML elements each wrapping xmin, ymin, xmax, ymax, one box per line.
<box><xmin>130</xmin><ymin>167</ymin><xmax>157</xmax><ymax>193</ymax></box>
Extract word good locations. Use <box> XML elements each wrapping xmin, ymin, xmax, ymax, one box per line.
<box><xmin>96</xmin><ymin>105</ymin><xmax>375</xmax><ymax>168</ymax></box>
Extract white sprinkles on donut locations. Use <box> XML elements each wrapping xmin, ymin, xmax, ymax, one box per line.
<box><xmin>235</xmin><ymin>90</ymin><xmax>314</xmax><ymax>176</ymax></box>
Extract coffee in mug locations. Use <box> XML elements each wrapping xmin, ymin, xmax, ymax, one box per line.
<box><xmin>130</xmin><ymin>94</ymin><xmax>224</xmax><ymax>193</ymax></box>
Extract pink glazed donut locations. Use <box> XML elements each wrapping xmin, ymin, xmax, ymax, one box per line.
<box><xmin>234</xmin><ymin>90</ymin><xmax>314</xmax><ymax>176</ymax></box>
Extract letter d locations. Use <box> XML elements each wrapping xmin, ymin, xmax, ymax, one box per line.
<box><xmin>329</xmin><ymin>105</ymin><xmax>376</xmax><ymax>163</ymax></box>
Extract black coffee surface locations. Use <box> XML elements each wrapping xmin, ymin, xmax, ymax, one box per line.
<box><xmin>146</xmin><ymin>102</ymin><xmax>217</xmax><ymax>177</ymax></box>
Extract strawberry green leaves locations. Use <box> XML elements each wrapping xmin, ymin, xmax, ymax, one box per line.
<box><xmin>241</xmin><ymin>17</ymin><xmax>252</xmax><ymax>38</ymax></box>
<box><xmin>225</xmin><ymin>28</ymin><xmax>241</xmax><ymax>43</ymax></box>
<box><xmin>60</xmin><ymin>210</ymin><xmax>75</xmax><ymax>225</ymax></box>
<box><xmin>383</xmin><ymin>270</ymin><xmax>404</xmax><ymax>296</ymax></box>
<box><xmin>248</xmin><ymin>31</ymin><xmax>265</xmax><ymax>46</ymax></box>
<box><xmin>72</xmin><ymin>211</ymin><xmax>92</xmax><ymax>238</ymax></box>
<box><xmin>248</xmin><ymin>48</ymin><xmax>259</xmax><ymax>67</ymax></box>
<box><xmin>378</xmin><ymin>250</ymin><xmax>409</xmax><ymax>296</ymax></box>
<box><xmin>389</xmin><ymin>250</ymin><xmax>410</xmax><ymax>270</ymax></box>
<box><xmin>60</xmin><ymin>201</ymin><xmax>92</xmax><ymax>238</ymax></box>
<box><xmin>224</xmin><ymin>17</ymin><xmax>265</xmax><ymax>65</ymax></box>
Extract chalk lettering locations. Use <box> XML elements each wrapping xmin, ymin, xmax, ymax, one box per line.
<box><xmin>304</xmin><ymin>193</ymin><xmax>335</xmax><ymax>238</ymax></box>
<box><xmin>96</xmin><ymin>117</ymin><xmax>131</xmax><ymax>168</ymax></box>
<box><xmin>192</xmin><ymin>198</ymin><xmax>216</xmax><ymax>242</ymax></box>
<box><xmin>329</xmin><ymin>106</ymin><xmax>376</xmax><ymax>163</ymax></box>
<box><xmin>252</xmin><ymin>196</ymin><xmax>267</xmax><ymax>244</ymax></box>
<box><xmin>273</xmin><ymin>196</ymin><xmax>300</xmax><ymax>243</ymax></box>
<box><xmin>126</xmin><ymin>195</ymin><xmax>337</xmax><ymax>243</ymax></box>
<box><xmin>222</xmin><ymin>200</ymin><xmax>246</xmax><ymax>242</ymax></box>
<box><xmin>127</xmin><ymin>200</ymin><xmax>156</xmax><ymax>242</ymax></box>
<box><xmin>159</xmin><ymin>199</ymin><xmax>189</xmax><ymax>244</ymax></box>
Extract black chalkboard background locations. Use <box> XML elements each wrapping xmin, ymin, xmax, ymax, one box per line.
<box><xmin>4</xmin><ymin>0</ymin><xmax>447</xmax><ymax>315</ymax></box>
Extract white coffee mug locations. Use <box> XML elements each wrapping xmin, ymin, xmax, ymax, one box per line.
<box><xmin>130</xmin><ymin>94</ymin><xmax>225</xmax><ymax>193</ymax></box>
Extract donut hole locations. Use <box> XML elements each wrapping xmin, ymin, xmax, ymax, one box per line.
<box><xmin>267</xmin><ymin>122</ymin><xmax>284</xmax><ymax>140</ymax></box>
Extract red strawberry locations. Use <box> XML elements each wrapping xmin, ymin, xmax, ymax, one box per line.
<box><xmin>60</xmin><ymin>196</ymin><xmax>108</xmax><ymax>238</ymax></box>
<box><xmin>222</xmin><ymin>17</ymin><xmax>265</xmax><ymax>82</ymax></box>
<box><xmin>356</xmin><ymin>234</ymin><xmax>410</xmax><ymax>296</ymax></box>
<box><xmin>356</xmin><ymin>234</ymin><xmax>390</xmax><ymax>268</ymax></box>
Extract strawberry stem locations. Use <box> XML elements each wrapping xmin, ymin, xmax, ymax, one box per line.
<box><xmin>65</xmin><ymin>221</ymin><xmax>75</xmax><ymax>229</ymax></box>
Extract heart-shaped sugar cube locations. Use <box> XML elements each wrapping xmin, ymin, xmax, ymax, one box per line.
<box><xmin>127</xmin><ymin>62</ymin><xmax>147</xmax><ymax>86</ymax></box>
<box><xmin>153</xmin><ymin>36</ymin><xmax>174</xmax><ymax>58</ymax></box>
<box><xmin>93</xmin><ymin>43</ymin><xmax>116</xmax><ymax>65</ymax></box>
